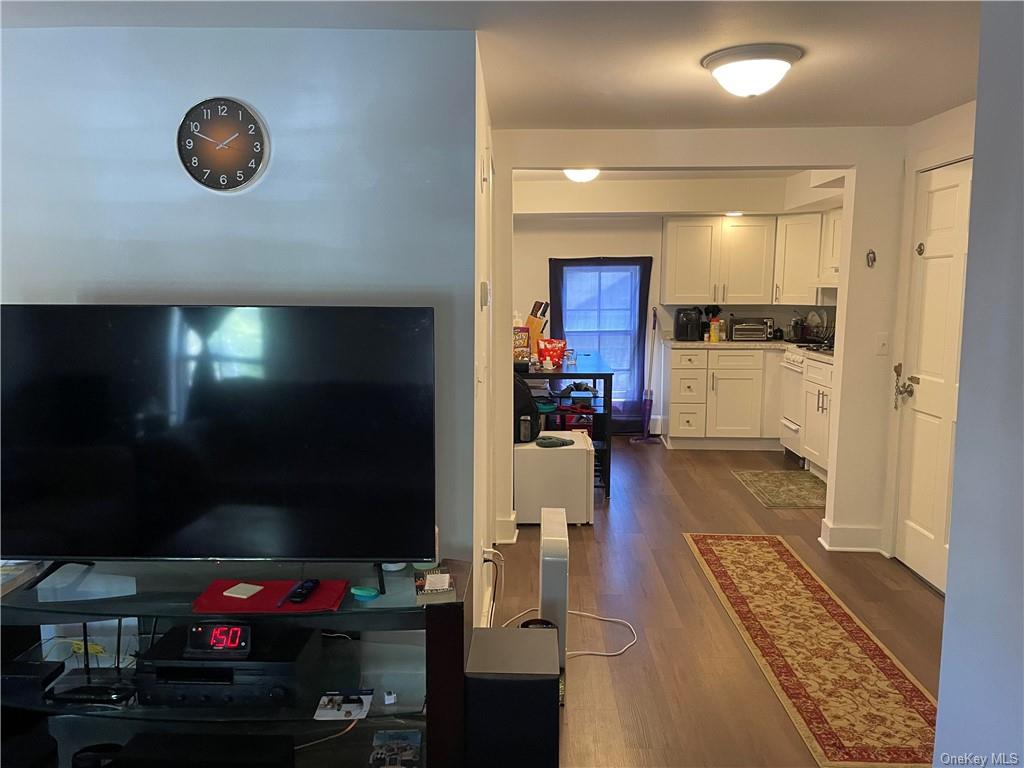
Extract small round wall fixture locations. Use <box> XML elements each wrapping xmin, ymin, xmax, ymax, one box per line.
<box><xmin>701</xmin><ymin>44</ymin><xmax>804</xmax><ymax>98</ymax></box>
<box><xmin>177</xmin><ymin>97</ymin><xmax>268</xmax><ymax>191</ymax></box>
<box><xmin>563</xmin><ymin>168</ymin><xmax>601</xmax><ymax>183</ymax></box>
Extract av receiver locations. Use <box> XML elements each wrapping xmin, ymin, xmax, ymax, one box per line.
<box><xmin>135</xmin><ymin>623</ymin><xmax>320</xmax><ymax>707</ymax></box>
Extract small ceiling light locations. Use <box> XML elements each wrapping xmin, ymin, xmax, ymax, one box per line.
<box><xmin>701</xmin><ymin>44</ymin><xmax>803</xmax><ymax>98</ymax></box>
<box><xmin>563</xmin><ymin>168</ymin><xmax>601</xmax><ymax>183</ymax></box>
<box><xmin>725</xmin><ymin>211</ymin><xmax>744</xmax><ymax>217</ymax></box>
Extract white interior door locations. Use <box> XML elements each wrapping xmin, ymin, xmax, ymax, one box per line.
<box><xmin>894</xmin><ymin>160</ymin><xmax>972</xmax><ymax>592</ymax></box>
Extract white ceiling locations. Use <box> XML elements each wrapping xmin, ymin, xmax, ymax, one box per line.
<box><xmin>4</xmin><ymin>1</ymin><xmax>979</xmax><ymax>129</ymax></box>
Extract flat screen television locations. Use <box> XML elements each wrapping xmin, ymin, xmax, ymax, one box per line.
<box><xmin>1</xmin><ymin>305</ymin><xmax>435</xmax><ymax>561</ymax></box>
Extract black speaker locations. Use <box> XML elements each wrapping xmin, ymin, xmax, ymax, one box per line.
<box><xmin>465</xmin><ymin>627</ymin><xmax>560</xmax><ymax>768</ymax></box>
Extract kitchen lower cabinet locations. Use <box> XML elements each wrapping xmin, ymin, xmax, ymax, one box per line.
<box><xmin>801</xmin><ymin>380</ymin><xmax>832</xmax><ymax>467</ymax></box>
<box><xmin>706</xmin><ymin>369</ymin><xmax>764</xmax><ymax>438</ymax></box>
<box><xmin>667</xmin><ymin>404</ymin><xmax>707</xmax><ymax>437</ymax></box>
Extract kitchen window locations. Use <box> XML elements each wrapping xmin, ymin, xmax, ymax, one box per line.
<box><xmin>549</xmin><ymin>256</ymin><xmax>653</xmax><ymax>432</ymax></box>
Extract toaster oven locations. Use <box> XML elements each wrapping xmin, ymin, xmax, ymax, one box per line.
<box><xmin>729</xmin><ymin>319</ymin><xmax>770</xmax><ymax>341</ymax></box>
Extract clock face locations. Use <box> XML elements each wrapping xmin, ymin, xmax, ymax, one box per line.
<box><xmin>177</xmin><ymin>98</ymin><xmax>267</xmax><ymax>191</ymax></box>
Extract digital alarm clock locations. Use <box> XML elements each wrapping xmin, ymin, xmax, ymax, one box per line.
<box><xmin>184</xmin><ymin>622</ymin><xmax>252</xmax><ymax>659</ymax></box>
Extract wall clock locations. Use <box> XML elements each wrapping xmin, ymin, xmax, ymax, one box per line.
<box><xmin>177</xmin><ymin>98</ymin><xmax>267</xmax><ymax>191</ymax></box>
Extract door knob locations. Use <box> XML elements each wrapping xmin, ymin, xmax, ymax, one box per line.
<box><xmin>916</xmin><ymin>242</ymin><xmax>926</xmax><ymax>255</ymax></box>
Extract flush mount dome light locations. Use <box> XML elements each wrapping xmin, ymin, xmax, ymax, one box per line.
<box><xmin>563</xmin><ymin>168</ymin><xmax>601</xmax><ymax>183</ymax></box>
<box><xmin>725</xmin><ymin>211</ymin><xmax>744</xmax><ymax>217</ymax></box>
<box><xmin>701</xmin><ymin>44</ymin><xmax>803</xmax><ymax>97</ymax></box>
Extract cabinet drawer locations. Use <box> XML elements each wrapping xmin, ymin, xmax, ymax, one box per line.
<box><xmin>670</xmin><ymin>349</ymin><xmax>708</xmax><ymax>369</ymax></box>
<box><xmin>669</xmin><ymin>369</ymin><xmax>708</xmax><ymax>404</ymax></box>
<box><xmin>668</xmin><ymin>404</ymin><xmax>707</xmax><ymax>437</ymax></box>
<box><xmin>804</xmin><ymin>359</ymin><xmax>834</xmax><ymax>387</ymax></box>
<box><xmin>708</xmin><ymin>349</ymin><xmax>764</xmax><ymax>370</ymax></box>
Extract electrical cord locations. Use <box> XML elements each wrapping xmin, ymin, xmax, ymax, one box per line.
<box><xmin>482</xmin><ymin>558</ymin><xmax>499</xmax><ymax>626</ymax></box>
<box><xmin>500</xmin><ymin>607</ymin><xmax>638</xmax><ymax>659</ymax></box>
<box><xmin>482</xmin><ymin>548</ymin><xmax>506</xmax><ymax>626</ymax></box>
<box><xmin>294</xmin><ymin>718</ymin><xmax>358</xmax><ymax>751</ymax></box>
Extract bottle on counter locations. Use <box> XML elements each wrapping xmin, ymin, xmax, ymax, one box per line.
<box><xmin>709</xmin><ymin>318</ymin><xmax>721</xmax><ymax>343</ymax></box>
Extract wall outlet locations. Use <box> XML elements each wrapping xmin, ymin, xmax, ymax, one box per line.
<box><xmin>875</xmin><ymin>332</ymin><xmax>890</xmax><ymax>356</ymax></box>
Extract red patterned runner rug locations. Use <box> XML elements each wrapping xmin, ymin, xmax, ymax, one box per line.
<box><xmin>684</xmin><ymin>533</ymin><xmax>936</xmax><ymax>768</ymax></box>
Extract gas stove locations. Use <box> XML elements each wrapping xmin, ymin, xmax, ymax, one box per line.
<box><xmin>796</xmin><ymin>342</ymin><xmax>834</xmax><ymax>357</ymax></box>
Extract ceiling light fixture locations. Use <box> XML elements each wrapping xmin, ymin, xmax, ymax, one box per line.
<box><xmin>725</xmin><ymin>211</ymin><xmax>744</xmax><ymax>217</ymax></box>
<box><xmin>563</xmin><ymin>168</ymin><xmax>601</xmax><ymax>183</ymax></box>
<box><xmin>701</xmin><ymin>44</ymin><xmax>803</xmax><ymax>98</ymax></box>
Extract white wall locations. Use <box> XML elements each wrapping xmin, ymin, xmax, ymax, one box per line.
<box><xmin>473</xmin><ymin>37</ymin><xmax>495</xmax><ymax>624</ymax></box>
<box><xmin>1</xmin><ymin>27</ymin><xmax>477</xmax><ymax>561</ymax></box>
<box><xmin>513</xmin><ymin>216</ymin><xmax>663</xmax><ymax>321</ymax></box>
<box><xmin>934</xmin><ymin>2</ymin><xmax>1023</xmax><ymax>756</ymax></box>
<box><xmin>514</xmin><ymin>177</ymin><xmax>789</xmax><ymax>215</ymax></box>
<box><xmin>492</xmin><ymin>126</ymin><xmax>907</xmax><ymax>551</ymax></box>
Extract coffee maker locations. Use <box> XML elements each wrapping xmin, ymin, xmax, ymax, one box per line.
<box><xmin>674</xmin><ymin>307</ymin><xmax>703</xmax><ymax>341</ymax></box>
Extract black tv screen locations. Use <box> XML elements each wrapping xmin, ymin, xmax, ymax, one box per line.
<box><xmin>1</xmin><ymin>305</ymin><xmax>435</xmax><ymax>561</ymax></box>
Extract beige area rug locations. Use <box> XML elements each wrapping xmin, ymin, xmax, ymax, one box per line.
<box><xmin>685</xmin><ymin>533</ymin><xmax>936</xmax><ymax>768</ymax></box>
<box><xmin>732</xmin><ymin>469</ymin><xmax>827</xmax><ymax>508</ymax></box>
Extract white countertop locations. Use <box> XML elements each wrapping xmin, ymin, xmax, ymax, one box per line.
<box><xmin>803</xmin><ymin>350</ymin><xmax>836</xmax><ymax>364</ymax></box>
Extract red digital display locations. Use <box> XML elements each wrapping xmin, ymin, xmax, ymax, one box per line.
<box><xmin>187</xmin><ymin>622</ymin><xmax>251</xmax><ymax>656</ymax></box>
<box><xmin>210</xmin><ymin>625</ymin><xmax>243</xmax><ymax>649</ymax></box>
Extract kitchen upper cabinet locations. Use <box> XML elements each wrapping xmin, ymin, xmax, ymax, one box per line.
<box><xmin>706</xmin><ymin>368</ymin><xmax>763</xmax><ymax>438</ymax></box>
<box><xmin>801</xmin><ymin>380</ymin><xmax>831</xmax><ymax>467</ymax></box>
<box><xmin>662</xmin><ymin>217</ymin><xmax>721</xmax><ymax>304</ymax></box>
<box><xmin>773</xmin><ymin>213</ymin><xmax>823</xmax><ymax>304</ymax></box>
<box><xmin>719</xmin><ymin>216</ymin><xmax>777</xmax><ymax>304</ymax></box>
<box><xmin>818</xmin><ymin>208</ymin><xmax>842</xmax><ymax>285</ymax></box>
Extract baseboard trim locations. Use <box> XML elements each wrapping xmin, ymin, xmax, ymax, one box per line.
<box><xmin>495</xmin><ymin>512</ymin><xmax>518</xmax><ymax>545</ymax></box>
<box><xmin>818</xmin><ymin>519</ymin><xmax>887</xmax><ymax>554</ymax></box>
<box><xmin>662</xmin><ymin>436</ymin><xmax>785</xmax><ymax>451</ymax></box>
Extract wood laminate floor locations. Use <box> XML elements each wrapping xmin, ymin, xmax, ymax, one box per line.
<box><xmin>495</xmin><ymin>440</ymin><xmax>945</xmax><ymax>768</ymax></box>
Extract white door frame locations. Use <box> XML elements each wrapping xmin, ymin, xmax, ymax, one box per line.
<box><xmin>880</xmin><ymin>138</ymin><xmax>973</xmax><ymax>559</ymax></box>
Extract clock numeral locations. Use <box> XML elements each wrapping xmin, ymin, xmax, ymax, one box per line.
<box><xmin>239</xmin><ymin>109</ymin><xmax>243</xmax><ymax>120</ymax></box>
<box><xmin>202</xmin><ymin>108</ymin><xmax>211</xmax><ymax>119</ymax></box>
<box><xmin>236</xmin><ymin>170</ymin><xmax>245</xmax><ymax>181</ymax></box>
<box><xmin>253</xmin><ymin>142</ymin><xmax>261</xmax><ymax>153</ymax></box>
<box><xmin>248</xmin><ymin>159</ymin><xmax>257</xmax><ymax>169</ymax></box>
<box><xmin>219</xmin><ymin>174</ymin><xmax>228</xmax><ymax>186</ymax></box>
<box><xmin>218</xmin><ymin>105</ymin><xmax>228</xmax><ymax>116</ymax></box>
<box><xmin>185</xmin><ymin>138</ymin><xmax>194</xmax><ymax>149</ymax></box>
<box><xmin>248</xmin><ymin>124</ymin><xmax>256</xmax><ymax>135</ymax></box>
<box><xmin>202</xmin><ymin>169</ymin><xmax>210</xmax><ymax>180</ymax></box>
<box><xmin>191</xmin><ymin>157</ymin><xmax>198</xmax><ymax>167</ymax></box>
<box><xmin>190</xmin><ymin>121</ymin><xmax>201</xmax><ymax>133</ymax></box>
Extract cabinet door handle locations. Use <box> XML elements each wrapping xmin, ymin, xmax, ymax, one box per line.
<box><xmin>723</xmin><ymin>283</ymin><xmax>728</xmax><ymax>302</ymax></box>
<box><xmin>816</xmin><ymin>390</ymin><xmax>822</xmax><ymax>412</ymax></box>
<box><xmin>711</xmin><ymin>372</ymin><xmax>716</xmax><ymax>391</ymax></box>
<box><xmin>775</xmin><ymin>283</ymin><xmax>781</xmax><ymax>301</ymax></box>
<box><xmin>822</xmin><ymin>394</ymin><xmax>828</xmax><ymax>413</ymax></box>
<box><xmin>713</xmin><ymin>284</ymin><xmax>717</xmax><ymax>302</ymax></box>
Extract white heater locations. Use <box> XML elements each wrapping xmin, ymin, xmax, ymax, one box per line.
<box><xmin>539</xmin><ymin>507</ymin><xmax>569</xmax><ymax>668</ymax></box>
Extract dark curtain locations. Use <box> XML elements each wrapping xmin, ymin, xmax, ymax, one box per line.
<box><xmin>549</xmin><ymin>256</ymin><xmax>653</xmax><ymax>434</ymax></box>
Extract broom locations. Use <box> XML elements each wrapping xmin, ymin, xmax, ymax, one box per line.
<box><xmin>631</xmin><ymin>307</ymin><xmax>660</xmax><ymax>444</ymax></box>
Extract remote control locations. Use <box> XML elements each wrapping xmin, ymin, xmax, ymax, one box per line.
<box><xmin>288</xmin><ymin>579</ymin><xmax>320</xmax><ymax>604</ymax></box>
